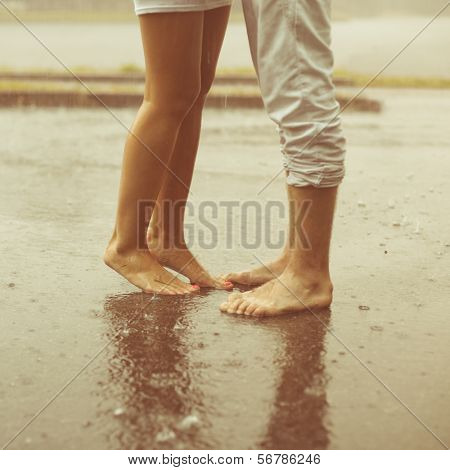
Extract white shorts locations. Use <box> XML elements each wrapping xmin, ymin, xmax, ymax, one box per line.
<box><xmin>134</xmin><ymin>0</ymin><xmax>233</xmax><ymax>15</ymax></box>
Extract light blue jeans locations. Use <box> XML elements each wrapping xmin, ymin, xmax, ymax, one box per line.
<box><xmin>243</xmin><ymin>0</ymin><xmax>346</xmax><ymax>187</ymax></box>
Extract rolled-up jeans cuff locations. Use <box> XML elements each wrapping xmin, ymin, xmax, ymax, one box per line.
<box><xmin>285</xmin><ymin>162</ymin><xmax>345</xmax><ymax>188</ymax></box>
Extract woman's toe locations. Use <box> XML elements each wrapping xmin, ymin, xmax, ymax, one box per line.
<box><xmin>160</xmin><ymin>286</ymin><xmax>177</xmax><ymax>295</ymax></box>
<box><xmin>211</xmin><ymin>277</ymin><xmax>233</xmax><ymax>290</ymax></box>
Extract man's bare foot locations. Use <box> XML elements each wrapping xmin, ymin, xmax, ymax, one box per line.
<box><xmin>148</xmin><ymin>237</ymin><xmax>233</xmax><ymax>290</ymax></box>
<box><xmin>104</xmin><ymin>243</ymin><xmax>200</xmax><ymax>295</ymax></box>
<box><xmin>224</xmin><ymin>255</ymin><xmax>288</xmax><ymax>286</ymax></box>
<box><xmin>220</xmin><ymin>269</ymin><xmax>333</xmax><ymax>316</ymax></box>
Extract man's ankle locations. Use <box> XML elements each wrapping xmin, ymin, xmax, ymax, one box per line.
<box><xmin>285</xmin><ymin>260</ymin><xmax>331</xmax><ymax>282</ymax></box>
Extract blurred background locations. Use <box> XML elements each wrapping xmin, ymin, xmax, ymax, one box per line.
<box><xmin>0</xmin><ymin>0</ymin><xmax>449</xmax><ymax>80</ymax></box>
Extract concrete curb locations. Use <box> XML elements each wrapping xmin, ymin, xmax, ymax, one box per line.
<box><xmin>0</xmin><ymin>71</ymin><xmax>355</xmax><ymax>87</ymax></box>
<box><xmin>0</xmin><ymin>89</ymin><xmax>381</xmax><ymax>112</ymax></box>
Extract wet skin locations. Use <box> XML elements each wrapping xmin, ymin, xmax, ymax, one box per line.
<box><xmin>221</xmin><ymin>186</ymin><xmax>338</xmax><ymax>316</ymax></box>
<box><xmin>105</xmin><ymin>7</ymin><xmax>232</xmax><ymax>295</ymax></box>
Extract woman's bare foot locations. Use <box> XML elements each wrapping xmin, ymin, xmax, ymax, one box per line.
<box><xmin>104</xmin><ymin>243</ymin><xmax>200</xmax><ymax>295</ymax></box>
<box><xmin>220</xmin><ymin>269</ymin><xmax>333</xmax><ymax>316</ymax></box>
<box><xmin>224</xmin><ymin>254</ymin><xmax>288</xmax><ymax>286</ymax></box>
<box><xmin>148</xmin><ymin>235</ymin><xmax>233</xmax><ymax>290</ymax></box>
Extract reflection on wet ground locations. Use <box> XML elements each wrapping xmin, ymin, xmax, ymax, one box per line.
<box><xmin>101</xmin><ymin>291</ymin><xmax>330</xmax><ymax>450</ymax></box>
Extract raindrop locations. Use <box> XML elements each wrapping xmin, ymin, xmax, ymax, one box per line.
<box><xmin>304</xmin><ymin>386</ymin><xmax>323</xmax><ymax>397</ymax></box>
<box><xmin>359</xmin><ymin>305</ymin><xmax>370</xmax><ymax>311</ymax></box>
<box><xmin>155</xmin><ymin>429</ymin><xmax>176</xmax><ymax>443</ymax></box>
<box><xmin>113</xmin><ymin>407</ymin><xmax>125</xmax><ymax>417</ymax></box>
<box><xmin>174</xmin><ymin>321</ymin><xmax>185</xmax><ymax>331</ymax></box>
<box><xmin>176</xmin><ymin>415</ymin><xmax>200</xmax><ymax>432</ymax></box>
<box><xmin>370</xmin><ymin>325</ymin><xmax>383</xmax><ymax>332</ymax></box>
<box><xmin>357</xmin><ymin>200</ymin><xmax>366</xmax><ymax>208</ymax></box>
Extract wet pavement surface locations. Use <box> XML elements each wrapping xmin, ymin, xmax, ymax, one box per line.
<box><xmin>1</xmin><ymin>89</ymin><xmax>450</xmax><ymax>449</ymax></box>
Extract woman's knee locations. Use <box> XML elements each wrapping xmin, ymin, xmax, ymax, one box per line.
<box><xmin>199</xmin><ymin>69</ymin><xmax>216</xmax><ymax>100</ymax></box>
<box><xmin>146</xmin><ymin>84</ymin><xmax>202</xmax><ymax>122</ymax></box>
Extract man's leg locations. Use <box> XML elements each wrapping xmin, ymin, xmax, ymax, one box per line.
<box><xmin>222</xmin><ymin>0</ymin><xmax>345</xmax><ymax>315</ymax></box>
<box><xmin>222</xmin><ymin>185</ymin><xmax>336</xmax><ymax>315</ymax></box>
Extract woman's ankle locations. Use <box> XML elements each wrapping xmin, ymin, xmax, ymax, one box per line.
<box><xmin>106</xmin><ymin>235</ymin><xmax>140</xmax><ymax>257</ymax></box>
<box><xmin>147</xmin><ymin>227</ymin><xmax>187</xmax><ymax>251</ymax></box>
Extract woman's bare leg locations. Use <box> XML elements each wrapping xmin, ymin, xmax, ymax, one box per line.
<box><xmin>147</xmin><ymin>6</ymin><xmax>233</xmax><ymax>289</ymax></box>
<box><xmin>104</xmin><ymin>12</ymin><xmax>206</xmax><ymax>295</ymax></box>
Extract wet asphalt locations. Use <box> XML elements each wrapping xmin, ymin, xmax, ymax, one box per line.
<box><xmin>1</xmin><ymin>88</ymin><xmax>449</xmax><ymax>449</ymax></box>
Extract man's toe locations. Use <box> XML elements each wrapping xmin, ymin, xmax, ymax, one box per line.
<box><xmin>227</xmin><ymin>299</ymin><xmax>244</xmax><ymax>314</ymax></box>
<box><xmin>227</xmin><ymin>292</ymin><xmax>243</xmax><ymax>303</ymax></box>
<box><xmin>244</xmin><ymin>303</ymin><xmax>258</xmax><ymax>315</ymax></box>
<box><xmin>236</xmin><ymin>301</ymin><xmax>249</xmax><ymax>315</ymax></box>
<box><xmin>252</xmin><ymin>306</ymin><xmax>268</xmax><ymax>316</ymax></box>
